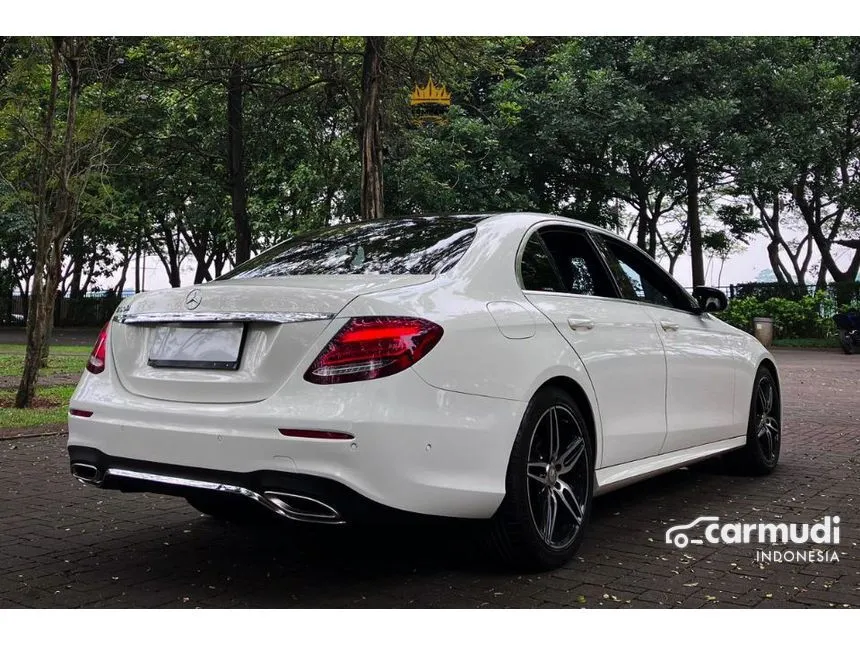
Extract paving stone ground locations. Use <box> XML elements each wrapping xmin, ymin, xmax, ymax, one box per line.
<box><xmin>1</xmin><ymin>349</ymin><xmax>857</xmax><ymax>608</ymax></box>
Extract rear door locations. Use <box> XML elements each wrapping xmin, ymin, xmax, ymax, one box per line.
<box><xmin>593</xmin><ymin>234</ymin><xmax>738</xmax><ymax>453</ymax></box>
<box><xmin>520</xmin><ymin>225</ymin><xmax>668</xmax><ymax>468</ymax></box>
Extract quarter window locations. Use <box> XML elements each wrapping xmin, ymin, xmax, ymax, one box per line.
<box><xmin>520</xmin><ymin>235</ymin><xmax>564</xmax><ymax>292</ymax></box>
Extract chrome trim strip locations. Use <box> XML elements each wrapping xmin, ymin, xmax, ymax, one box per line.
<box><xmin>99</xmin><ymin>468</ymin><xmax>345</xmax><ymax>525</ymax></box>
<box><xmin>113</xmin><ymin>311</ymin><xmax>336</xmax><ymax>325</ymax></box>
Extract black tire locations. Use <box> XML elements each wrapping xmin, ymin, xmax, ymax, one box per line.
<box><xmin>186</xmin><ymin>493</ymin><xmax>272</xmax><ymax>524</ymax></box>
<box><xmin>726</xmin><ymin>366</ymin><xmax>781</xmax><ymax>475</ymax></box>
<box><xmin>489</xmin><ymin>386</ymin><xmax>594</xmax><ymax>571</ymax></box>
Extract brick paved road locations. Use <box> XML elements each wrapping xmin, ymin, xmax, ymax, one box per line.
<box><xmin>1</xmin><ymin>349</ymin><xmax>857</xmax><ymax>608</ymax></box>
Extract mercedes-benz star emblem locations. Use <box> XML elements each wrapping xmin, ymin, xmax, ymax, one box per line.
<box><xmin>185</xmin><ymin>289</ymin><xmax>202</xmax><ymax>310</ymax></box>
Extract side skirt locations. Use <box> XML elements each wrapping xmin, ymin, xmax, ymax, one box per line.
<box><xmin>594</xmin><ymin>436</ymin><xmax>746</xmax><ymax>496</ymax></box>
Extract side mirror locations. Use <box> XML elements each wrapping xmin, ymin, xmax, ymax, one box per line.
<box><xmin>693</xmin><ymin>286</ymin><xmax>728</xmax><ymax>313</ymax></box>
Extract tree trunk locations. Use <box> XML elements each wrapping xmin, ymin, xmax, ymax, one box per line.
<box><xmin>114</xmin><ymin>252</ymin><xmax>131</xmax><ymax>295</ymax></box>
<box><xmin>16</xmin><ymin>37</ymin><xmax>85</xmax><ymax>408</ymax></box>
<box><xmin>685</xmin><ymin>152</ymin><xmax>705</xmax><ymax>287</ymax></box>
<box><xmin>228</xmin><ymin>60</ymin><xmax>251</xmax><ymax>264</ymax></box>
<box><xmin>635</xmin><ymin>205</ymin><xmax>648</xmax><ymax>252</ymax></box>
<box><xmin>68</xmin><ymin>239</ymin><xmax>84</xmax><ymax>299</ymax></box>
<box><xmin>816</xmin><ymin>264</ymin><xmax>828</xmax><ymax>291</ymax></box>
<box><xmin>359</xmin><ymin>36</ymin><xmax>385</xmax><ymax>221</ymax></box>
<box><xmin>793</xmin><ymin>174</ymin><xmax>860</xmax><ymax>292</ymax></box>
<box><xmin>766</xmin><ymin>240</ymin><xmax>792</xmax><ymax>285</ymax></box>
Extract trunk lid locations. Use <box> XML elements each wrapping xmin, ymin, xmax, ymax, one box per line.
<box><xmin>109</xmin><ymin>275</ymin><xmax>432</xmax><ymax>403</ymax></box>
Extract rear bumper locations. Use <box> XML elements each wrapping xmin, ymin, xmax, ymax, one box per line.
<box><xmin>68</xmin><ymin>368</ymin><xmax>526</xmax><ymax>519</ymax></box>
<box><xmin>68</xmin><ymin>446</ymin><xmax>423</xmax><ymax>524</ymax></box>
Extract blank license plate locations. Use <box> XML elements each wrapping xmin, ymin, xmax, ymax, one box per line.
<box><xmin>148</xmin><ymin>324</ymin><xmax>245</xmax><ymax>370</ymax></box>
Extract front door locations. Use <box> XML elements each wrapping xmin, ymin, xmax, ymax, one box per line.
<box><xmin>594</xmin><ymin>234</ymin><xmax>738</xmax><ymax>454</ymax></box>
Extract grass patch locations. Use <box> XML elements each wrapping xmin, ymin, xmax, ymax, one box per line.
<box><xmin>0</xmin><ymin>384</ymin><xmax>75</xmax><ymax>429</ymax></box>
<box><xmin>0</xmin><ymin>352</ymin><xmax>87</xmax><ymax>377</ymax></box>
<box><xmin>0</xmin><ymin>407</ymin><xmax>68</xmax><ymax>429</ymax></box>
<box><xmin>772</xmin><ymin>338</ymin><xmax>837</xmax><ymax>348</ymax></box>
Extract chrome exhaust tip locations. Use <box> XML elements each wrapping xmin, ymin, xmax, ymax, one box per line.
<box><xmin>71</xmin><ymin>463</ymin><xmax>101</xmax><ymax>485</ymax></box>
<box><xmin>264</xmin><ymin>491</ymin><xmax>343</xmax><ymax>524</ymax></box>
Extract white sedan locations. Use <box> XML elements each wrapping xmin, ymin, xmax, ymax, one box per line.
<box><xmin>68</xmin><ymin>213</ymin><xmax>781</xmax><ymax>570</ymax></box>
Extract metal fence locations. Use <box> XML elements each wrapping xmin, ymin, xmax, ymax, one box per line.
<box><xmin>1</xmin><ymin>292</ymin><xmax>123</xmax><ymax>327</ymax></box>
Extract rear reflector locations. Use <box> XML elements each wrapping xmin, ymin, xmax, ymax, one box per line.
<box><xmin>304</xmin><ymin>316</ymin><xmax>443</xmax><ymax>385</ymax></box>
<box><xmin>278</xmin><ymin>429</ymin><xmax>354</xmax><ymax>440</ymax></box>
<box><xmin>69</xmin><ymin>409</ymin><xmax>93</xmax><ymax>418</ymax></box>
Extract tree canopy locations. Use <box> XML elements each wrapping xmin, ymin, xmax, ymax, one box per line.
<box><xmin>3</xmin><ymin>36</ymin><xmax>860</xmax><ymax>404</ymax></box>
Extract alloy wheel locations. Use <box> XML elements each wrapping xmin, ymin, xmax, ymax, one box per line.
<box><xmin>525</xmin><ymin>405</ymin><xmax>590</xmax><ymax>549</ymax></box>
<box><xmin>754</xmin><ymin>374</ymin><xmax>780</xmax><ymax>463</ymax></box>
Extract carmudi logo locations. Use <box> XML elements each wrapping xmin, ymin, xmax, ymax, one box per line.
<box><xmin>665</xmin><ymin>515</ymin><xmax>841</xmax><ymax>563</ymax></box>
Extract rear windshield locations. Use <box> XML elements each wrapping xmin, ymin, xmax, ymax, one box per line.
<box><xmin>220</xmin><ymin>217</ymin><xmax>481</xmax><ymax>279</ymax></box>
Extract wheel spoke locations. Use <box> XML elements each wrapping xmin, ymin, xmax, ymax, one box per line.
<box><xmin>543</xmin><ymin>489</ymin><xmax>557</xmax><ymax>542</ymax></box>
<box><xmin>758</xmin><ymin>380</ymin><xmax>773</xmax><ymax>414</ymax></box>
<box><xmin>555</xmin><ymin>479</ymin><xmax>584</xmax><ymax>525</ymax></box>
<box><xmin>527</xmin><ymin>461</ymin><xmax>548</xmax><ymax>484</ymax></box>
<box><xmin>757</xmin><ymin>415</ymin><xmax>779</xmax><ymax>457</ymax></box>
<box><xmin>548</xmin><ymin>407</ymin><xmax>560</xmax><ymax>461</ymax></box>
<box><xmin>556</xmin><ymin>435</ymin><xmax>585</xmax><ymax>475</ymax></box>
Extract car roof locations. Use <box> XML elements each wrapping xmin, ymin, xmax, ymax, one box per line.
<box><xmin>411</xmin><ymin>211</ymin><xmax>607</xmax><ymax>232</ymax></box>
<box><xmin>473</xmin><ymin>211</ymin><xmax>617</xmax><ymax>237</ymax></box>
<box><xmin>333</xmin><ymin>211</ymin><xmax>622</xmax><ymax>243</ymax></box>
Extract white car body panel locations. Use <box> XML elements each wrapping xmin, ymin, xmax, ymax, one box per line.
<box><xmin>644</xmin><ymin>305</ymin><xmax>741</xmax><ymax>453</ymax></box>
<box><xmin>524</xmin><ymin>291</ymin><xmax>668</xmax><ymax>467</ymax></box>
<box><xmin>68</xmin><ymin>212</ymin><xmax>780</xmax><ymax>521</ymax></box>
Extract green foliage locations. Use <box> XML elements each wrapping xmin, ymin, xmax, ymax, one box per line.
<box><xmin>718</xmin><ymin>292</ymin><xmax>838</xmax><ymax>339</ymax></box>
<box><xmin>1</xmin><ymin>35</ymin><xmax>859</xmax><ymax>300</ymax></box>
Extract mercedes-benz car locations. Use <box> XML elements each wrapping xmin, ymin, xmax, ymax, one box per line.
<box><xmin>67</xmin><ymin>213</ymin><xmax>781</xmax><ymax>570</ymax></box>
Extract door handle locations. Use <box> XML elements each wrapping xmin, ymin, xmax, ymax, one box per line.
<box><xmin>568</xmin><ymin>317</ymin><xmax>594</xmax><ymax>331</ymax></box>
<box><xmin>660</xmin><ymin>320</ymin><xmax>680</xmax><ymax>332</ymax></box>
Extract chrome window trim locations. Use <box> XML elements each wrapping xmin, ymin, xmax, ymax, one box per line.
<box><xmin>113</xmin><ymin>311</ymin><xmax>336</xmax><ymax>325</ymax></box>
<box><xmin>522</xmin><ymin>289</ymin><xmax>624</xmax><ymax>306</ymax></box>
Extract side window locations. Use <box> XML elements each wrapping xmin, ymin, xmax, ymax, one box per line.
<box><xmin>539</xmin><ymin>229</ymin><xmax>616</xmax><ymax>298</ymax></box>
<box><xmin>597</xmin><ymin>235</ymin><xmax>696</xmax><ymax>311</ymax></box>
<box><xmin>520</xmin><ymin>234</ymin><xmax>565</xmax><ymax>292</ymax></box>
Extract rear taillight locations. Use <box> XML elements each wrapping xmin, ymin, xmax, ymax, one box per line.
<box><xmin>304</xmin><ymin>316</ymin><xmax>443</xmax><ymax>385</ymax></box>
<box><xmin>86</xmin><ymin>323</ymin><xmax>109</xmax><ymax>374</ymax></box>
